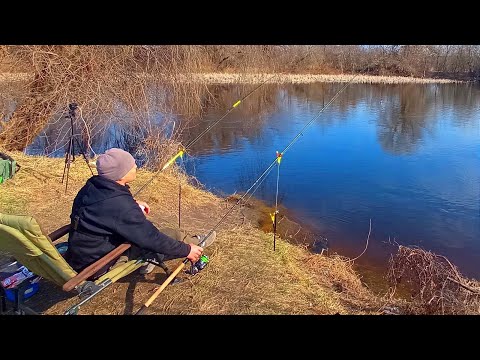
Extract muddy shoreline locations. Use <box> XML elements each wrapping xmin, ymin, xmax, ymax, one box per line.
<box><xmin>227</xmin><ymin>194</ymin><xmax>399</xmax><ymax>295</ymax></box>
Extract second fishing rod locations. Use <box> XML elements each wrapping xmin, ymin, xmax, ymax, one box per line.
<box><xmin>200</xmin><ymin>75</ymin><xmax>359</xmax><ymax>242</ymax></box>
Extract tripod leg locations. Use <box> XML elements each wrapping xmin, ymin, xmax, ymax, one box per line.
<box><xmin>74</xmin><ymin>137</ymin><xmax>94</xmax><ymax>176</ymax></box>
<box><xmin>61</xmin><ymin>157</ymin><xmax>67</xmax><ymax>183</ymax></box>
<box><xmin>62</xmin><ymin>137</ymin><xmax>73</xmax><ymax>184</ymax></box>
<box><xmin>72</xmin><ymin>134</ymin><xmax>76</xmax><ymax>162</ymax></box>
<box><xmin>65</xmin><ymin>159</ymin><xmax>71</xmax><ymax>194</ymax></box>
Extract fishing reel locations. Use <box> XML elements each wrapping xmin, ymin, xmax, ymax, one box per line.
<box><xmin>186</xmin><ymin>255</ymin><xmax>209</xmax><ymax>275</ymax></box>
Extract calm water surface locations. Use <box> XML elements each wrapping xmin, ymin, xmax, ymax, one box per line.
<box><xmin>180</xmin><ymin>83</ymin><xmax>480</xmax><ymax>279</ymax></box>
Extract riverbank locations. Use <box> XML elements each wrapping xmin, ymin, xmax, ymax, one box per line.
<box><xmin>2</xmin><ymin>153</ymin><xmax>479</xmax><ymax>315</ymax></box>
<box><xmin>188</xmin><ymin>73</ymin><xmax>461</xmax><ymax>84</ymax></box>
<box><xmin>0</xmin><ymin>72</ymin><xmax>461</xmax><ymax>84</ymax></box>
<box><xmin>0</xmin><ymin>152</ymin><xmax>393</xmax><ymax>315</ymax></box>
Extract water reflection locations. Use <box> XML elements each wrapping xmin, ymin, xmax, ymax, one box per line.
<box><xmin>182</xmin><ymin>84</ymin><xmax>282</xmax><ymax>156</ymax></box>
<box><xmin>27</xmin><ymin>83</ymin><xmax>480</xmax><ymax>159</ymax></box>
<box><xmin>179</xmin><ymin>83</ymin><xmax>480</xmax><ymax>157</ymax></box>
<box><xmin>177</xmin><ymin>83</ymin><xmax>480</xmax><ymax>279</ymax></box>
<box><xmin>375</xmin><ymin>85</ymin><xmax>436</xmax><ymax>154</ymax></box>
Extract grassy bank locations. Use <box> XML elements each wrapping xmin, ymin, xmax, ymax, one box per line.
<box><xmin>0</xmin><ymin>72</ymin><xmax>460</xmax><ymax>84</ymax></box>
<box><xmin>187</xmin><ymin>73</ymin><xmax>460</xmax><ymax>84</ymax></box>
<box><xmin>0</xmin><ymin>153</ymin><xmax>391</xmax><ymax>315</ymax></box>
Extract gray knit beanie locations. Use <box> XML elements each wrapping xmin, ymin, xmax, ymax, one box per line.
<box><xmin>96</xmin><ymin>148</ymin><xmax>136</xmax><ymax>181</ymax></box>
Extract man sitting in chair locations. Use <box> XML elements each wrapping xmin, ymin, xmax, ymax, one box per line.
<box><xmin>65</xmin><ymin>148</ymin><xmax>214</xmax><ymax>277</ymax></box>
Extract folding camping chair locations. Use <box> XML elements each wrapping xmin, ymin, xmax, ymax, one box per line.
<box><xmin>0</xmin><ymin>213</ymin><xmax>166</xmax><ymax>315</ymax></box>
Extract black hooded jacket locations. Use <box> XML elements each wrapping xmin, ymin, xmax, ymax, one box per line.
<box><xmin>66</xmin><ymin>175</ymin><xmax>190</xmax><ymax>272</ymax></box>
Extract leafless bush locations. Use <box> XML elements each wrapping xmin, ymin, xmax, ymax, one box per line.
<box><xmin>1</xmin><ymin>45</ymin><xmax>479</xmax><ymax>154</ymax></box>
<box><xmin>0</xmin><ymin>46</ymin><xmax>212</xmax><ymax>152</ymax></box>
<box><xmin>387</xmin><ymin>245</ymin><xmax>480</xmax><ymax>314</ymax></box>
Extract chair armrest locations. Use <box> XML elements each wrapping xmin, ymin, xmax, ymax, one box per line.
<box><xmin>49</xmin><ymin>225</ymin><xmax>71</xmax><ymax>244</ymax></box>
<box><xmin>62</xmin><ymin>243</ymin><xmax>131</xmax><ymax>292</ymax></box>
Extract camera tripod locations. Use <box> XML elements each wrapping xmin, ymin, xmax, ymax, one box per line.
<box><xmin>61</xmin><ymin>103</ymin><xmax>94</xmax><ymax>194</ymax></box>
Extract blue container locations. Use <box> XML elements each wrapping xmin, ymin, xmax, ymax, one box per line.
<box><xmin>5</xmin><ymin>282</ymin><xmax>39</xmax><ymax>302</ymax></box>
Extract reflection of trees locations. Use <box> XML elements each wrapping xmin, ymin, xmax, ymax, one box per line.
<box><xmin>28</xmin><ymin>82</ymin><xmax>480</xmax><ymax>158</ymax></box>
<box><xmin>180</xmin><ymin>82</ymin><xmax>367</xmax><ymax>156</ymax></box>
<box><xmin>436</xmin><ymin>83</ymin><xmax>480</xmax><ymax>126</ymax></box>
<box><xmin>375</xmin><ymin>85</ymin><xmax>435</xmax><ymax>154</ymax></box>
<box><xmin>28</xmin><ymin>108</ymin><xmax>147</xmax><ymax>158</ymax></box>
<box><xmin>374</xmin><ymin>83</ymin><xmax>480</xmax><ymax>154</ymax></box>
<box><xmin>286</xmin><ymin>83</ymin><xmax>359</xmax><ymax>126</ymax></box>
<box><xmin>378</xmin><ymin>84</ymin><xmax>480</xmax><ymax>154</ymax></box>
<box><xmin>179</xmin><ymin>84</ymin><xmax>282</xmax><ymax>156</ymax></box>
<box><xmin>285</xmin><ymin>82</ymin><xmax>479</xmax><ymax>155</ymax></box>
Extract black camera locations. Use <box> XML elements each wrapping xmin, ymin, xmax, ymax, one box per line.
<box><xmin>68</xmin><ymin>103</ymin><xmax>78</xmax><ymax>119</ymax></box>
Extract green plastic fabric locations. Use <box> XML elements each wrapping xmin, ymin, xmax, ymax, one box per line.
<box><xmin>0</xmin><ymin>160</ymin><xmax>11</xmax><ymax>183</ymax></box>
<box><xmin>0</xmin><ymin>213</ymin><xmax>145</xmax><ymax>293</ymax></box>
<box><xmin>0</xmin><ymin>213</ymin><xmax>77</xmax><ymax>286</ymax></box>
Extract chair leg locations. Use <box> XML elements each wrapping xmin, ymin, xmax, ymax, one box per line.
<box><xmin>12</xmin><ymin>282</ymin><xmax>39</xmax><ymax>315</ymax></box>
<box><xmin>0</xmin><ymin>287</ymin><xmax>6</xmax><ymax>314</ymax></box>
<box><xmin>156</xmin><ymin>262</ymin><xmax>184</xmax><ymax>285</ymax></box>
<box><xmin>13</xmin><ymin>288</ymin><xmax>20</xmax><ymax>313</ymax></box>
<box><xmin>18</xmin><ymin>304</ymin><xmax>39</xmax><ymax>315</ymax></box>
<box><xmin>157</xmin><ymin>262</ymin><xmax>171</xmax><ymax>276</ymax></box>
<box><xmin>145</xmin><ymin>257</ymin><xmax>184</xmax><ymax>284</ymax></box>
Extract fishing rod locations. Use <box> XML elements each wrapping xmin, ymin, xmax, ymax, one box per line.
<box><xmin>201</xmin><ymin>74</ymin><xmax>359</xmax><ymax>242</ymax></box>
<box><xmin>135</xmin><ymin>73</ymin><xmax>359</xmax><ymax>315</ymax></box>
<box><xmin>134</xmin><ymin>157</ymin><xmax>279</xmax><ymax>315</ymax></box>
<box><xmin>132</xmin><ymin>74</ymin><xmax>279</xmax><ymax>198</ymax></box>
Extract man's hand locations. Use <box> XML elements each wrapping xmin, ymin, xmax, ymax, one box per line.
<box><xmin>136</xmin><ymin>200</ymin><xmax>150</xmax><ymax>215</ymax></box>
<box><xmin>187</xmin><ymin>243</ymin><xmax>203</xmax><ymax>263</ymax></box>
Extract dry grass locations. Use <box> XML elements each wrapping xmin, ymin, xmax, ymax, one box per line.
<box><xmin>387</xmin><ymin>245</ymin><xmax>480</xmax><ymax>314</ymax></box>
<box><xmin>0</xmin><ymin>73</ymin><xmax>32</xmax><ymax>82</ymax></box>
<box><xmin>0</xmin><ymin>46</ymin><xmax>212</xmax><ymax>152</ymax></box>
<box><xmin>188</xmin><ymin>73</ymin><xmax>460</xmax><ymax>84</ymax></box>
<box><xmin>0</xmin><ymin>152</ymin><xmax>387</xmax><ymax>315</ymax></box>
<box><xmin>0</xmin><ymin>72</ymin><xmax>459</xmax><ymax>85</ymax></box>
